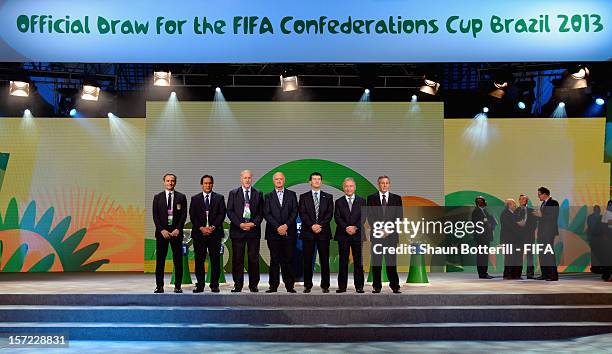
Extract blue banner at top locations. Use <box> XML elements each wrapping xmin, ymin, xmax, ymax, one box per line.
<box><xmin>0</xmin><ymin>0</ymin><xmax>610</xmax><ymax>62</ymax></box>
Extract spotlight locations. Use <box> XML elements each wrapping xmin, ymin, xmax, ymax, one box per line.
<box><xmin>81</xmin><ymin>85</ymin><xmax>100</xmax><ymax>101</ymax></box>
<box><xmin>558</xmin><ymin>102</ymin><xmax>566</xmax><ymax>108</ymax></box>
<box><xmin>280</xmin><ymin>70</ymin><xmax>298</xmax><ymax>92</ymax></box>
<box><xmin>170</xmin><ymin>91</ymin><xmax>176</xmax><ymax>97</ymax></box>
<box><xmin>24</xmin><ymin>109</ymin><xmax>31</xmax><ymax>115</ymax></box>
<box><xmin>411</xmin><ymin>94</ymin><xmax>417</xmax><ymax>102</ymax></box>
<box><xmin>570</xmin><ymin>66</ymin><xmax>589</xmax><ymax>80</ymax></box>
<box><xmin>153</xmin><ymin>71</ymin><xmax>172</xmax><ymax>87</ymax></box>
<box><xmin>517</xmin><ymin>101</ymin><xmax>526</xmax><ymax>110</ymax></box>
<box><xmin>215</xmin><ymin>87</ymin><xmax>221</xmax><ymax>93</ymax></box>
<box><xmin>419</xmin><ymin>74</ymin><xmax>440</xmax><ymax>96</ymax></box>
<box><xmin>107</xmin><ymin>112</ymin><xmax>115</xmax><ymax>118</ymax></box>
<box><xmin>483</xmin><ymin>107</ymin><xmax>489</xmax><ymax>113</ymax></box>
<box><xmin>595</xmin><ymin>98</ymin><xmax>605</xmax><ymax>106</ymax></box>
<box><xmin>69</xmin><ymin>108</ymin><xmax>77</xmax><ymax>117</ymax></box>
<box><xmin>9</xmin><ymin>81</ymin><xmax>30</xmax><ymax>97</ymax></box>
<box><xmin>563</xmin><ymin>65</ymin><xmax>589</xmax><ymax>89</ymax></box>
<box><xmin>364</xmin><ymin>89</ymin><xmax>370</xmax><ymax>94</ymax></box>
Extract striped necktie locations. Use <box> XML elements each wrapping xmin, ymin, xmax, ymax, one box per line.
<box><xmin>314</xmin><ymin>192</ymin><xmax>320</xmax><ymax>221</ymax></box>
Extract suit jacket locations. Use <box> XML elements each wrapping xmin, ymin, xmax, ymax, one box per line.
<box><xmin>471</xmin><ymin>206</ymin><xmax>496</xmax><ymax>243</ymax></box>
<box><xmin>226</xmin><ymin>186</ymin><xmax>264</xmax><ymax>239</ymax></box>
<box><xmin>189</xmin><ymin>191</ymin><xmax>226</xmax><ymax>239</ymax></box>
<box><xmin>334</xmin><ymin>195</ymin><xmax>366</xmax><ymax>242</ymax></box>
<box><xmin>515</xmin><ymin>206</ymin><xmax>537</xmax><ymax>243</ymax></box>
<box><xmin>152</xmin><ymin>190</ymin><xmax>187</xmax><ymax>238</ymax></box>
<box><xmin>263</xmin><ymin>189</ymin><xmax>298</xmax><ymax>240</ymax></box>
<box><xmin>298</xmin><ymin>190</ymin><xmax>334</xmax><ymax>240</ymax></box>
<box><xmin>366</xmin><ymin>192</ymin><xmax>403</xmax><ymax>242</ymax></box>
<box><xmin>500</xmin><ymin>208</ymin><xmax>520</xmax><ymax>244</ymax></box>
<box><xmin>538</xmin><ymin>198</ymin><xmax>560</xmax><ymax>241</ymax></box>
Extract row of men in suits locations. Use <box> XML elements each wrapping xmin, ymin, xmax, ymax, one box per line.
<box><xmin>152</xmin><ymin>171</ymin><xmax>404</xmax><ymax>294</ymax></box>
<box><xmin>472</xmin><ymin>187</ymin><xmax>560</xmax><ymax>281</ymax></box>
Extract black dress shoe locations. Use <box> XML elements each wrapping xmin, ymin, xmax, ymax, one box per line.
<box><xmin>265</xmin><ymin>289</ymin><xmax>277</xmax><ymax>293</ymax></box>
<box><xmin>546</xmin><ymin>278</ymin><xmax>559</xmax><ymax>281</ymax></box>
<box><xmin>154</xmin><ymin>287</ymin><xmax>164</xmax><ymax>293</ymax></box>
<box><xmin>303</xmin><ymin>288</ymin><xmax>311</xmax><ymax>293</ymax></box>
<box><xmin>336</xmin><ymin>289</ymin><xmax>346</xmax><ymax>293</ymax></box>
<box><xmin>174</xmin><ymin>288</ymin><xmax>183</xmax><ymax>293</ymax></box>
<box><xmin>535</xmin><ymin>276</ymin><xmax>547</xmax><ymax>280</ymax></box>
<box><xmin>372</xmin><ymin>288</ymin><xmax>381</xmax><ymax>293</ymax></box>
<box><xmin>210</xmin><ymin>287</ymin><xmax>220</xmax><ymax>293</ymax></box>
<box><xmin>231</xmin><ymin>287</ymin><xmax>242</xmax><ymax>293</ymax></box>
<box><xmin>356</xmin><ymin>288</ymin><xmax>364</xmax><ymax>293</ymax></box>
<box><xmin>479</xmin><ymin>275</ymin><xmax>495</xmax><ymax>279</ymax></box>
<box><xmin>527</xmin><ymin>275</ymin><xmax>535</xmax><ymax>279</ymax></box>
<box><xmin>249</xmin><ymin>288</ymin><xmax>259</xmax><ymax>293</ymax></box>
<box><xmin>286</xmin><ymin>288</ymin><xmax>297</xmax><ymax>293</ymax></box>
<box><xmin>322</xmin><ymin>288</ymin><xmax>330</xmax><ymax>293</ymax></box>
<box><xmin>392</xmin><ymin>288</ymin><xmax>402</xmax><ymax>294</ymax></box>
<box><xmin>193</xmin><ymin>287</ymin><xmax>204</xmax><ymax>293</ymax></box>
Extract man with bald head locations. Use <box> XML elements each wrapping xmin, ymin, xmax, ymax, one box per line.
<box><xmin>263</xmin><ymin>172</ymin><xmax>298</xmax><ymax>293</ymax></box>
<box><xmin>227</xmin><ymin>170</ymin><xmax>264</xmax><ymax>292</ymax></box>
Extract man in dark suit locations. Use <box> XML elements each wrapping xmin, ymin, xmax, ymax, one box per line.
<box><xmin>226</xmin><ymin>170</ymin><xmax>264</xmax><ymax>292</ymax></box>
<box><xmin>334</xmin><ymin>177</ymin><xmax>366</xmax><ymax>293</ymax></box>
<box><xmin>471</xmin><ymin>196</ymin><xmax>497</xmax><ymax>279</ymax></box>
<box><xmin>516</xmin><ymin>194</ymin><xmax>537</xmax><ymax>279</ymax></box>
<box><xmin>298</xmin><ymin>172</ymin><xmax>334</xmax><ymax>293</ymax></box>
<box><xmin>534</xmin><ymin>186</ymin><xmax>560</xmax><ymax>281</ymax></box>
<box><xmin>263</xmin><ymin>172</ymin><xmax>298</xmax><ymax>293</ymax></box>
<box><xmin>500</xmin><ymin>199</ymin><xmax>520</xmax><ymax>279</ymax></box>
<box><xmin>367</xmin><ymin>176</ymin><xmax>402</xmax><ymax>294</ymax></box>
<box><xmin>152</xmin><ymin>173</ymin><xmax>187</xmax><ymax>293</ymax></box>
<box><xmin>189</xmin><ymin>175</ymin><xmax>226</xmax><ymax>293</ymax></box>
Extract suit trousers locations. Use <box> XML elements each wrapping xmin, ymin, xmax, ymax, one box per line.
<box><xmin>302</xmin><ymin>238</ymin><xmax>330</xmax><ymax>290</ymax></box>
<box><xmin>193</xmin><ymin>235</ymin><xmax>221</xmax><ymax>288</ymax></box>
<box><xmin>231</xmin><ymin>237</ymin><xmax>261</xmax><ymax>289</ymax></box>
<box><xmin>337</xmin><ymin>237</ymin><xmax>364</xmax><ymax>290</ymax></box>
<box><xmin>370</xmin><ymin>239</ymin><xmax>400</xmax><ymax>290</ymax></box>
<box><xmin>267</xmin><ymin>238</ymin><xmax>296</xmax><ymax>290</ymax></box>
<box><xmin>155</xmin><ymin>235</ymin><xmax>183</xmax><ymax>288</ymax></box>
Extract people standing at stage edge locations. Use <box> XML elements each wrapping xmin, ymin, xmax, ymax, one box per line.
<box><xmin>334</xmin><ymin>177</ymin><xmax>366</xmax><ymax>293</ymax></box>
<box><xmin>227</xmin><ymin>170</ymin><xmax>264</xmax><ymax>292</ymax></box>
<box><xmin>367</xmin><ymin>176</ymin><xmax>402</xmax><ymax>293</ymax></box>
<box><xmin>501</xmin><ymin>198</ymin><xmax>520</xmax><ymax>279</ymax></box>
<box><xmin>471</xmin><ymin>196</ymin><xmax>496</xmax><ymax>279</ymax></box>
<box><xmin>516</xmin><ymin>194</ymin><xmax>537</xmax><ymax>279</ymax></box>
<box><xmin>152</xmin><ymin>173</ymin><xmax>188</xmax><ymax>293</ymax></box>
<box><xmin>534</xmin><ymin>186</ymin><xmax>559</xmax><ymax>281</ymax></box>
<box><xmin>189</xmin><ymin>175</ymin><xmax>226</xmax><ymax>293</ymax></box>
<box><xmin>299</xmin><ymin>172</ymin><xmax>334</xmax><ymax>293</ymax></box>
<box><xmin>263</xmin><ymin>172</ymin><xmax>298</xmax><ymax>293</ymax></box>
<box><xmin>597</xmin><ymin>200</ymin><xmax>612</xmax><ymax>282</ymax></box>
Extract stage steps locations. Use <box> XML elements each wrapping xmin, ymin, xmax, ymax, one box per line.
<box><xmin>1</xmin><ymin>294</ymin><xmax>611</xmax><ymax>341</ymax></box>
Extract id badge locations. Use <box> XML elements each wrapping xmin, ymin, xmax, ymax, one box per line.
<box><xmin>243</xmin><ymin>202</ymin><xmax>251</xmax><ymax>220</ymax></box>
<box><xmin>167</xmin><ymin>209</ymin><xmax>174</xmax><ymax>225</ymax></box>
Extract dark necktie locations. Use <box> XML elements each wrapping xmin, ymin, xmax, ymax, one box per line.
<box><xmin>245</xmin><ymin>189</ymin><xmax>250</xmax><ymax>203</ymax></box>
<box><xmin>382</xmin><ymin>194</ymin><xmax>387</xmax><ymax>207</ymax></box>
<box><xmin>204</xmin><ymin>194</ymin><xmax>210</xmax><ymax>211</ymax></box>
<box><xmin>167</xmin><ymin>192</ymin><xmax>172</xmax><ymax>210</ymax></box>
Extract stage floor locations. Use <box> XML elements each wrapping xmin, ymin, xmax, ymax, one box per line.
<box><xmin>0</xmin><ymin>272</ymin><xmax>609</xmax><ymax>294</ymax></box>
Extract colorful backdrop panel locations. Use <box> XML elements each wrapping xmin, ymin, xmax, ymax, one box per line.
<box><xmin>0</xmin><ymin>117</ymin><xmax>145</xmax><ymax>272</ymax></box>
